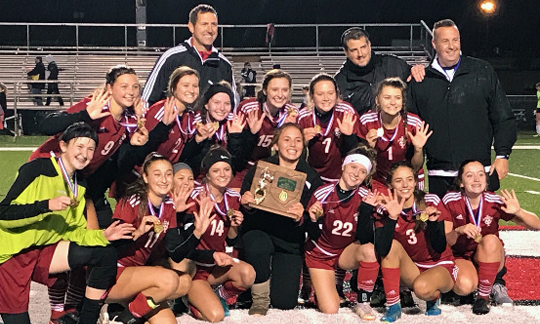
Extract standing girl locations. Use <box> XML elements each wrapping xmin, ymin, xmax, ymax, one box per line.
<box><xmin>358</xmin><ymin>77</ymin><xmax>431</xmax><ymax>193</ymax></box>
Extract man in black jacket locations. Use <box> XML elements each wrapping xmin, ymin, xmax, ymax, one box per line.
<box><xmin>142</xmin><ymin>4</ymin><xmax>236</xmax><ymax>106</ymax></box>
<box><xmin>408</xmin><ymin>19</ymin><xmax>516</xmax><ymax>198</ymax></box>
<box><xmin>335</xmin><ymin>28</ymin><xmax>420</xmax><ymax>115</ymax></box>
<box><xmin>45</xmin><ymin>54</ymin><xmax>64</xmax><ymax>106</ymax></box>
<box><xmin>27</xmin><ymin>56</ymin><xmax>45</xmax><ymax>106</ymax></box>
<box><xmin>408</xmin><ymin>19</ymin><xmax>516</xmax><ymax>307</ymax></box>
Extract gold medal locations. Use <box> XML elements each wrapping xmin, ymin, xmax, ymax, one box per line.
<box><xmin>474</xmin><ymin>234</ymin><xmax>482</xmax><ymax>243</ymax></box>
<box><xmin>314</xmin><ymin>125</ymin><xmax>321</xmax><ymax>133</ymax></box>
<box><xmin>154</xmin><ymin>222</ymin><xmax>164</xmax><ymax>234</ymax></box>
<box><xmin>288</xmin><ymin>107</ymin><xmax>298</xmax><ymax>118</ymax></box>
<box><xmin>417</xmin><ymin>212</ymin><xmax>429</xmax><ymax>222</ymax></box>
<box><xmin>279</xmin><ymin>189</ymin><xmax>288</xmax><ymax>202</ymax></box>
<box><xmin>314</xmin><ymin>209</ymin><xmax>323</xmax><ymax>218</ymax></box>
<box><xmin>195</xmin><ymin>121</ymin><xmax>203</xmax><ymax>128</ymax></box>
<box><xmin>70</xmin><ymin>198</ymin><xmax>79</xmax><ymax>208</ymax></box>
<box><xmin>226</xmin><ymin>209</ymin><xmax>236</xmax><ymax>218</ymax></box>
<box><xmin>376</xmin><ymin>127</ymin><xmax>384</xmax><ymax>137</ymax></box>
<box><xmin>212</xmin><ymin>122</ymin><xmax>220</xmax><ymax>131</ymax></box>
<box><xmin>137</xmin><ymin>118</ymin><xmax>145</xmax><ymax>130</ymax></box>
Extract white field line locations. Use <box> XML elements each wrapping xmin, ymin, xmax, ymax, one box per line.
<box><xmin>0</xmin><ymin>147</ymin><xmax>37</xmax><ymax>151</ymax></box>
<box><xmin>525</xmin><ymin>190</ymin><xmax>540</xmax><ymax>195</ymax></box>
<box><xmin>507</xmin><ymin>173</ymin><xmax>540</xmax><ymax>182</ymax></box>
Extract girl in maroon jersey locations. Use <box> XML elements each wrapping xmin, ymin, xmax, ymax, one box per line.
<box><xmin>358</xmin><ymin>77</ymin><xmax>431</xmax><ymax>194</ymax></box>
<box><xmin>144</xmin><ymin>66</ymin><xmax>200</xmax><ymax>164</ymax></box>
<box><xmin>444</xmin><ymin>160</ymin><xmax>540</xmax><ymax>314</ymax></box>
<box><xmin>305</xmin><ymin>145</ymin><xmax>380</xmax><ymax>319</ymax></box>
<box><xmin>376</xmin><ymin>162</ymin><xmax>456</xmax><ymax>322</ymax></box>
<box><xmin>298</xmin><ymin>73</ymin><xmax>361</xmax><ymax>183</ymax></box>
<box><xmin>103</xmin><ymin>153</ymin><xmax>194</xmax><ymax>324</ymax></box>
<box><xmin>229</xmin><ymin>69</ymin><xmax>299</xmax><ymax>189</ymax></box>
<box><xmin>185</xmin><ymin>82</ymin><xmax>245</xmax><ymax>178</ymax></box>
<box><xmin>182</xmin><ymin>147</ymin><xmax>255</xmax><ymax>322</ymax></box>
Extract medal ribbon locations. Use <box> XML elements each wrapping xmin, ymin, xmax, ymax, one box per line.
<box><xmin>205</xmin><ymin>184</ymin><xmax>230</xmax><ymax>216</ymax></box>
<box><xmin>263</xmin><ymin>103</ymin><xmax>287</xmax><ymax>128</ymax></box>
<box><xmin>57</xmin><ymin>157</ymin><xmax>78</xmax><ymax>200</ymax></box>
<box><xmin>320</xmin><ymin>184</ymin><xmax>357</xmax><ymax>205</ymax></box>
<box><xmin>312</xmin><ymin>109</ymin><xmax>334</xmax><ymax>136</ymax></box>
<box><xmin>464</xmin><ymin>193</ymin><xmax>483</xmax><ymax>229</ymax></box>
<box><xmin>378</xmin><ymin>113</ymin><xmax>400</xmax><ymax>143</ymax></box>
<box><xmin>147</xmin><ymin>199</ymin><xmax>164</xmax><ymax>220</ymax></box>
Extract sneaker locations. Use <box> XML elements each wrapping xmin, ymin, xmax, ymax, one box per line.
<box><xmin>337</xmin><ymin>283</ymin><xmax>351</xmax><ymax>307</ymax></box>
<box><xmin>400</xmin><ymin>289</ymin><xmax>416</xmax><ymax>308</ymax></box>
<box><xmin>425</xmin><ymin>299</ymin><xmax>441</xmax><ymax>316</ymax></box>
<box><xmin>97</xmin><ymin>307</ymin><xmax>123</xmax><ymax>324</ymax></box>
<box><xmin>171</xmin><ymin>297</ymin><xmax>189</xmax><ymax>315</ymax></box>
<box><xmin>353</xmin><ymin>302</ymin><xmax>376</xmax><ymax>321</ymax></box>
<box><xmin>491</xmin><ymin>283</ymin><xmax>513</xmax><ymax>306</ymax></box>
<box><xmin>50</xmin><ymin>310</ymin><xmax>78</xmax><ymax>324</ymax></box>
<box><xmin>298</xmin><ymin>286</ymin><xmax>311</xmax><ymax>305</ymax></box>
<box><xmin>214</xmin><ymin>287</ymin><xmax>230</xmax><ymax>317</ymax></box>
<box><xmin>380</xmin><ymin>303</ymin><xmax>401</xmax><ymax>322</ymax></box>
<box><xmin>472</xmin><ymin>298</ymin><xmax>490</xmax><ymax>315</ymax></box>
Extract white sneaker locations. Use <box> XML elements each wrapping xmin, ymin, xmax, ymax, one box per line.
<box><xmin>98</xmin><ymin>306</ymin><xmax>124</xmax><ymax>324</ymax></box>
<box><xmin>491</xmin><ymin>283</ymin><xmax>513</xmax><ymax>306</ymax></box>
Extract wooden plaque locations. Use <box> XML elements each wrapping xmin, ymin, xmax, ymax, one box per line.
<box><xmin>249</xmin><ymin>160</ymin><xmax>307</xmax><ymax>218</ymax></box>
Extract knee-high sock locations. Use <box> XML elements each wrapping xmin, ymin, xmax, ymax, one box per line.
<box><xmin>477</xmin><ymin>262</ymin><xmax>500</xmax><ymax>299</ymax></box>
<box><xmin>128</xmin><ymin>293</ymin><xmax>159</xmax><ymax>318</ymax></box>
<box><xmin>382</xmin><ymin>268</ymin><xmax>400</xmax><ymax>306</ymax></box>
<box><xmin>217</xmin><ymin>281</ymin><xmax>247</xmax><ymax>300</ymax></box>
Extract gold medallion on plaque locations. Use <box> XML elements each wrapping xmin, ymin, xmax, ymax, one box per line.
<box><xmin>279</xmin><ymin>190</ymin><xmax>288</xmax><ymax>202</ymax></box>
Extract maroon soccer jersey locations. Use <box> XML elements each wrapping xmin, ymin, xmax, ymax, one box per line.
<box><xmin>374</xmin><ymin>194</ymin><xmax>454</xmax><ymax>266</ymax></box>
<box><xmin>144</xmin><ymin>100</ymin><xmax>196</xmax><ymax>163</ymax></box>
<box><xmin>235</xmin><ymin>98</ymin><xmax>299</xmax><ymax>166</ymax></box>
<box><xmin>298</xmin><ymin>102</ymin><xmax>361</xmax><ymax>183</ymax></box>
<box><xmin>192</xmin><ymin>111</ymin><xmax>233</xmax><ymax>147</ymax></box>
<box><xmin>187</xmin><ymin>185</ymin><xmax>241</xmax><ymax>253</ymax></box>
<box><xmin>442</xmin><ymin>191</ymin><xmax>514</xmax><ymax>259</ymax></box>
<box><xmin>358</xmin><ymin>112</ymin><xmax>423</xmax><ymax>184</ymax></box>
<box><xmin>305</xmin><ymin>183</ymin><xmax>369</xmax><ymax>259</ymax></box>
<box><xmin>114</xmin><ymin>195</ymin><xmax>177</xmax><ymax>267</ymax></box>
<box><xmin>30</xmin><ymin>97</ymin><xmax>138</xmax><ymax>176</ymax></box>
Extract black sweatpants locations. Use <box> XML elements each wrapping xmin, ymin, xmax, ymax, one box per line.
<box><xmin>242</xmin><ymin>230</ymin><xmax>302</xmax><ymax>310</ymax></box>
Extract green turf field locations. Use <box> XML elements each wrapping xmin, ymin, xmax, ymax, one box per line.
<box><xmin>1</xmin><ymin>134</ymin><xmax>539</xmax><ymax>221</ymax></box>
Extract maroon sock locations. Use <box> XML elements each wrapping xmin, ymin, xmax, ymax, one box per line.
<box><xmin>218</xmin><ymin>281</ymin><xmax>246</xmax><ymax>300</ymax></box>
<box><xmin>128</xmin><ymin>292</ymin><xmax>158</xmax><ymax>318</ymax></box>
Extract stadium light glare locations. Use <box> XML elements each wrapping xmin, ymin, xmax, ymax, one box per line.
<box><xmin>479</xmin><ymin>0</ymin><xmax>497</xmax><ymax>15</ymax></box>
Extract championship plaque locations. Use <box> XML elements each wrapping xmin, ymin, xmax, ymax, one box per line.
<box><xmin>249</xmin><ymin>160</ymin><xmax>307</xmax><ymax>218</ymax></box>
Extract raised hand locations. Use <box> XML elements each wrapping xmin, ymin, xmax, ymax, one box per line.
<box><xmin>102</xmin><ymin>220</ymin><xmax>135</xmax><ymax>241</ymax></box>
<box><xmin>86</xmin><ymin>89</ymin><xmax>111</xmax><ymax>120</ymax></box>
<box><xmin>363</xmin><ymin>189</ymin><xmax>380</xmax><ymax>207</ymax></box>
<box><xmin>499</xmin><ymin>189</ymin><xmax>521</xmax><ymax>215</ymax></box>
<box><xmin>410</xmin><ymin>121</ymin><xmax>433</xmax><ymax>150</ymax></box>
<box><xmin>227</xmin><ymin>112</ymin><xmax>246</xmax><ymax>134</ymax></box>
<box><xmin>133</xmin><ymin>96</ymin><xmax>146</xmax><ymax>117</ymax></box>
<box><xmin>246</xmin><ymin>110</ymin><xmax>266</xmax><ymax>134</ymax></box>
<box><xmin>307</xmin><ymin>201</ymin><xmax>323</xmax><ymax>222</ymax></box>
<box><xmin>336</xmin><ymin>111</ymin><xmax>357</xmax><ymax>136</ymax></box>
<box><xmin>48</xmin><ymin>196</ymin><xmax>73</xmax><ymax>211</ymax></box>
<box><xmin>161</xmin><ymin>96</ymin><xmax>178</xmax><ymax>126</ymax></box>
<box><xmin>380</xmin><ymin>190</ymin><xmax>405</xmax><ymax>220</ymax></box>
<box><xmin>173</xmin><ymin>183</ymin><xmax>195</xmax><ymax>213</ymax></box>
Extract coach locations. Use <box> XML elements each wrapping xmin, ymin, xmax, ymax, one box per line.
<box><xmin>408</xmin><ymin>19</ymin><xmax>516</xmax><ymax>198</ymax></box>
<box><xmin>142</xmin><ymin>4</ymin><xmax>235</xmax><ymax>106</ymax></box>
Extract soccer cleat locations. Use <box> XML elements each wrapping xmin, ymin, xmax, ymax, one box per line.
<box><xmin>353</xmin><ymin>302</ymin><xmax>377</xmax><ymax>321</ymax></box>
<box><xmin>441</xmin><ymin>291</ymin><xmax>461</xmax><ymax>306</ymax></box>
<box><xmin>214</xmin><ymin>288</ymin><xmax>230</xmax><ymax>317</ymax></box>
<box><xmin>380</xmin><ymin>303</ymin><xmax>401</xmax><ymax>322</ymax></box>
<box><xmin>370</xmin><ymin>280</ymin><xmax>386</xmax><ymax>308</ymax></box>
<box><xmin>472</xmin><ymin>297</ymin><xmax>490</xmax><ymax>315</ymax></box>
<box><xmin>425</xmin><ymin>299</ymin><xmax>442</xmax><ymax>316</ymax></box>
<box><xmin>490</xmin><ymin>283</ymin><xmax>513</xmax><ymax>306</ymax></box>
<box><xmin>298</xmin><ymin>286</ymin><xmax>311</xmax><ymax>305</ymax></box>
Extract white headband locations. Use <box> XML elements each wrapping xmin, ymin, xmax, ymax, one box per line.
<box><xmin>342</xmin><ymin>154</ymin><xmax>372</xmax><ymax>173</ymax></box>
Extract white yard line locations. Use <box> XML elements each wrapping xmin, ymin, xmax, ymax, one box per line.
<box><xmin>508</xmin><ymin>173</ymin><xmax>540</xmax><ymax>182</ymax></box>
<box><xmin>0</xmin><ymin>147</ymin><xmax>37</xmax><ymax>151</ymax></box>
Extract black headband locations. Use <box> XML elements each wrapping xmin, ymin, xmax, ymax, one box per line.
<box><xmin>201</xmin><ymin>147</ymin><xmax>232</xmax><ymax>173</ymax></box>
<box><xmin>203</xmin><ymin>83</ymin><xmax>234</xmax><ymax>107</ymax></box>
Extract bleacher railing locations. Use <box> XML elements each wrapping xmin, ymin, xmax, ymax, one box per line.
<box><xmin>0</xmin><ymin>21</ymin><xmax>433</xmax><ymax>56</ymax></box>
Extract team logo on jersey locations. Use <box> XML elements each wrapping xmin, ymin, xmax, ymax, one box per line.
<box><xmin>483</xmin><ymin>215</ymin><xmax>493</xmax><ymax>226</ymax></box>
<box><xmin>398</xmin><ymin>136</ymin><xmax>406</xmax><ymax>149</ymax></box>
<box><xmin>163</xmin><ymin>220</ymin><xmax>170</xmax><ymax>232</ymax></box>
<box><xmin>353</xmin><ymin>212</ymin><xmax>358</xmax><ymax>222</ymax></box>
<box><xmin>328</xmin><ymin>208</ymin><xmax>335</xmax><ymax>214</ymax></box>
<box><xmin>334</xmin><ymin>128</ymin><xmax>341</xmax><ymax>138</ymax></box>
<box><xmin>456</xmin><ymin>214</ymin><xmax>464</xmax><ymax>220</ymax></box>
